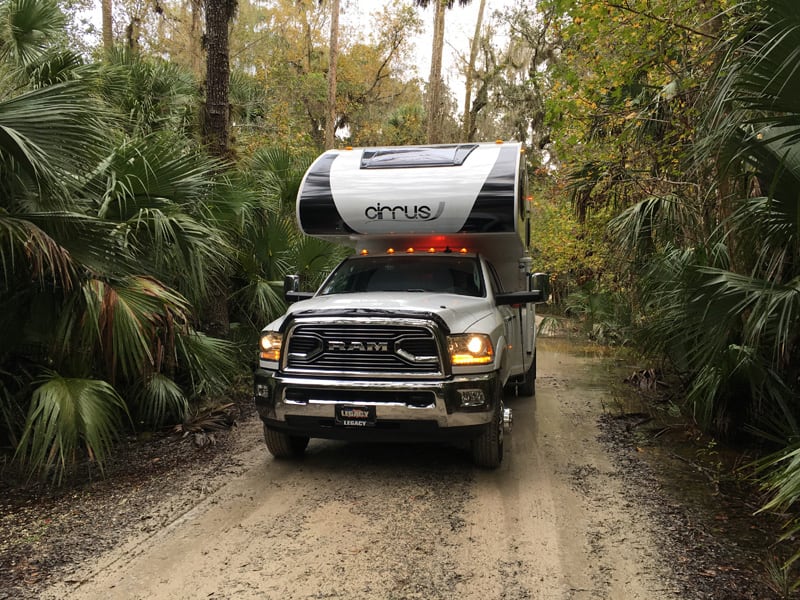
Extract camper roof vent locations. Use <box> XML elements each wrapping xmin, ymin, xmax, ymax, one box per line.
<box><xmin>360</xmin><ymin>144</ymin><xmax>478</xmax><ymax>169</ymax></box>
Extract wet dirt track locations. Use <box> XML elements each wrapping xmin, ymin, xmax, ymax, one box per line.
<box><xmin>44</xmin><ymin>338</ymin><xmax>674</xmax><ymax>600</ymax></box>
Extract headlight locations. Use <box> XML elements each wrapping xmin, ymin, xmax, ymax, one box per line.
<box><xmin>259</xmin><ymin>331</ymin><xmax>283</xmax><ymax>362</ymax></box>
<box><xmin>448</xmin><ymin>334</ymin><xmax>494</xmax><ymax>366</ymax></box>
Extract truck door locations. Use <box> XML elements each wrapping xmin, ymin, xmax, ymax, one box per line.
<box><xmin>486</xmin><ymin>262</ymin><xmax>524</xmax><ymax>377</ymax></box>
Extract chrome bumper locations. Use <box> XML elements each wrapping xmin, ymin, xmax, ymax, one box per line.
<box><xmin>253</xmin><ymin>369</ymin><xmax>499</xmax><ymax>431</ymax></box>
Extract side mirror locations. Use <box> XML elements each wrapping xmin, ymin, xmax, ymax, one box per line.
<box><xmin>530</xmin><ymin>272</ymin><xmax>550</xmax><ymax>303</ymax></box>
<box><xmin>284</xmin><ymin>274</ymin><xmax>300</xmax><ymax>294</ymax></box>
<box><xmin>496</xmin><ymin>290</ymin><xmax>543</xmax><ymax>306</ymax></box>
<box><xmin>283</xmin><ymin>275</ymin><xmax>313</xmax><ymax>303</ymax></box>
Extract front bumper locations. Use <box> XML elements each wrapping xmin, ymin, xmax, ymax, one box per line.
<box><xmin>253</xmin><ymin>368</ymin><xmax>499</xmax><ymax>442</ymax></box>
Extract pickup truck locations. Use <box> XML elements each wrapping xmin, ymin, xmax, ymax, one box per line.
<box><xmin>253</xmin><ymin>142</ymin><xmax>547</xmax><ymax>467</ymax></box>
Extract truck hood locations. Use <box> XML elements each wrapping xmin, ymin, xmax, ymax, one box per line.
<box><xmin>268</xmin><ymin>292</ymin><xmax>494</xmax><ymax>334</ymax></box>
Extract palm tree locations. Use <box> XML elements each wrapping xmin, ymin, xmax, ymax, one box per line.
<box><xmin>101</xmin><ymin>0</ymin><xmax>113</xmax><ymax>54</ymax></box>
<box><xmin>413</xmin><ymin>0</ymin><xmax>472</xmax><ymax>143</ymax></box>
<box><xmin>461</xmin><ymin>0</ymin><xmax>485</xmax><ymax>141</ymax></box>
<box><xmin>696</xmin><ymin>0</ymin><xmax>800</xmax><ymax>555</ymax></box>
<box><xmin>325</xmin><ymin>0</ymin><xmax>340</xmax><ymax>149</ymax></box>
<box><xmin>204</xmin><ymin>0</ymin><xmax>237</xmax><ymax>160</ymax></box>
<box><xmin>1</xmin><ymin>0</ymin><xmax>241</xmax><ymax>481</ymax></box>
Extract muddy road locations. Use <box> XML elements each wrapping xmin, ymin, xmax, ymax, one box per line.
<box><xmin>44</xmin><ymin>338</ymin><xmax>674</xmax><ymax>600</ymax></box>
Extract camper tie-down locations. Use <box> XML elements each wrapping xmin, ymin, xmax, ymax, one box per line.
<box><xmin>253</xmin><ymin>142</ymin><xmax>548</xmax><ymax>468</ymax></box>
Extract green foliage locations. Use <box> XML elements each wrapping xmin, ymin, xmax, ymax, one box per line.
<box><xmin>0</xmin><ymin>0</ymin><xmax>248</xmax><ymax>480</ymax></box>
<box><xmin>564</xmin><ymin>281</ymin><xmax>631</xmax><ymax>345</ymax></box>
<box><xmin>528</xmin><ymin>175</ymin><xmax>610</xmax><ymax>304</ymax></box>
<box><xmin>93</xmin><ymin>48</ymin><xmax>199</xmax><ymax>137</ymax></box>
<box><xmin>15</xmin><ymin>374</ymin><xmax>127</xmax><ymax>482</ymax></box>
<box><xmin>0</xmin><ymin>0</ymin><xmax>65</xmax><ymax>65</ymax></box>
<box><xmin>378</xmin><ymin>103</ymin><xmax>427</xmax><ymax>146</ymax></box>
<box><xmin>229</xmin><ymin>146</ymin><xmax>348</xmax><ymax>333</ymax></box>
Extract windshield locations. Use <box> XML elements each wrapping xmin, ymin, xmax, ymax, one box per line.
<box><xmin>319</xmin><ymin>255</ymin><xmax>485</xmax><ymax>297</ymax></box>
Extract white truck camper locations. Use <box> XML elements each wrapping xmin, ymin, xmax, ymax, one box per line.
<box><xmin>254</xmin><ymin>142</ymin><xmax>548</xmax><ymax>468</ymax></box>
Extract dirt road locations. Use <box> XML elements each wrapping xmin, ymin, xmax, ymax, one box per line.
<box><xmin>44</xmin><ymin>338</ymin><xmax>674</xmax><ymax>600</ymax></box>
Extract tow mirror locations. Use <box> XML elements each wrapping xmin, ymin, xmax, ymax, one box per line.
<box><xmin>495</xmin><ymin>291</ymin><xmax>543</xmax><ymax>306</ymax></box>
<box><xmin>283</xmin><ymin>275</ymin><xmax>313</xmax><ymax>303</ymax></box>
<box><xmin>530</xmin><ymin>272</ymin><xmax>550</xmax><ymax>303</ymax></box>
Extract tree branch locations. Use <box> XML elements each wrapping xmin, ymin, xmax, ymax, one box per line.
<box><xmin>604</xmin><ymin>2</ymin><xmax>718</xmax><ymax>41</ymax></box>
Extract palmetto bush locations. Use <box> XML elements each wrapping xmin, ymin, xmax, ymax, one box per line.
<box><xmin>0</xmin><ymin>0</ymin><xmax>349</xmax><ymax>481</ymax></box>
<box><xmin>229</xmin><ymin>147</ymin><xmax>349</xmax><ymax>336</ymax></box>
<box><xmin>0</xmin><ymin>0</ymin><xmax>241</xmax><ymax>481</ymax></box>
<box><xmin>609</xmin><ymin>0</ymin><xmax>800</xmax><ymax>568</ymax></box>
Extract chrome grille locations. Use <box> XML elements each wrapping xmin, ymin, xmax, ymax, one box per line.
<box><xmin>286</xmin><ymin>323</ymin><xmax>441</xmax><ymax>374</ymax></box>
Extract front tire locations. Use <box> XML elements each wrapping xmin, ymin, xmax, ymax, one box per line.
<box><xmin>471</xmin><ymin>400</ymin><xmax>504</xmax><ymax>469</ymax></box>
<box><xmin>263</xmin><ymin>423</ymin><xmax>309</xmax><ymax>458</ymax></box>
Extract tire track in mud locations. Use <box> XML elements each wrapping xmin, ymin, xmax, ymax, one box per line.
<box><xmin>45</xmin><ymin>338</ymin><xmax>672</xmax><ymax>600</ymax></box>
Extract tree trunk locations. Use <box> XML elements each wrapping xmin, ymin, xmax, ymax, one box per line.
<box><xmin>426</xmin><ymin>0</ymin><xmax>446</xmax><ymax>144</ymax></box>
<box><xmin>462</xmin><ymin>0</ymin><xmax>485</xmax><ymax>142</ymax></box>
<box><xmin>203</xmin><ymin>0</ymin><xmax>235</xmax><ymax>161</ymax></box>
<box><xmin>325</xmin><ymin>0</ymin><xmax>340</xmax><ymax>150</ymax></box>
<box><xmin>101</xmin><ymin>0</ymin><xmax>113</xmax><ymax>55</ymax></box>
<box><xmin>202</xmin><ymin>0</ymin><xmax>236</xmax><ymax>338</ymax></box>
<box><xmin>190</xmin><ymin>0</ymin><xmax>204</xmax><ymax>81</ymax></box>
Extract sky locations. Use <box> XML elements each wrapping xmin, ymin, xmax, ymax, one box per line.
<box><xmin>340</xmin><ymin>0</ymin><xmax>518</xmax><ymax>102</ymax></box>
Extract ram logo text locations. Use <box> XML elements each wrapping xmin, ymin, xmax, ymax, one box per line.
<box><xmin>328</xmin><ymin>341</ymin><xmax>389</xmax><ymax>352</ymax></box>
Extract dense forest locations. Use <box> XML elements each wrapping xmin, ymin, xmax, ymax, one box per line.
<box><xmin>2</xmin><ymin>0</ymin><xmax>800</xmax><ymax>577</ymax></box>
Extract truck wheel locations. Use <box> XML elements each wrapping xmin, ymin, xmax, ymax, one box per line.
<box><xmin>263</xmin><ymin>423</ymin><xmax>309</xmax><ymax>458</ymax></box>
<box><xmin>518</xmin><ymin>351</ymin><xmax>537</xmax><ymax>397</ymax></box>
<box><xmin>471</xmin><ymin>400</ymin><xmax>504</xmax><ymax>469</ymax></box>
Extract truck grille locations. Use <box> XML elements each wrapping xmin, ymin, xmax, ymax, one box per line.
<box><xmin>285</xmin><ymin>324</ymin><xmax>441</xmax><ymax>374</ymax></box>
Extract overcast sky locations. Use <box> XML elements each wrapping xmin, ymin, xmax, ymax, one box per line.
<box><xmin>341</xmin><ymin>0</ymin><xmax>517</xmax><ymax>99</ymax></box>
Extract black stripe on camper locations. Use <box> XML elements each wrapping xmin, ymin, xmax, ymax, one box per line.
<box><xmin>460</xmin><ymin>144</ymin><xmax>517</xmax><ymax>233</ymax></box>
<box><xmin>298</xmin><ymin>153</ymin><xmax>355</xmax><ymax>235</ymax></box>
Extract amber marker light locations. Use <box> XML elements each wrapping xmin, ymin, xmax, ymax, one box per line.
<box><xmin>360</xmin><ymin>249</ymin><xmax>369</xmax><ymax>255</ymax></box>
<box><xmin>427</xmin><ymin>247</ymin><xmax>436</xmax><ymax>253</ymax></box>
<box><xmin>459</xmin><ymin>247</ymin><xmax>468</xmax><ymax>254</ymax></box>
<box><xmin>386</xmin><ymin>247</ymin><xmax>395</xmax><ymax>254</ymax></box>
<box><xmin>406</xmin><ymin>247</ymin><xmax>415</xmax><ymax>253</ymax></box>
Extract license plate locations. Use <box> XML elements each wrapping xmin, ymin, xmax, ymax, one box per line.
<box><xmin>335</xmin><ymin>405</ymin><xmax>376</xmax><ymax>427</ymax></box>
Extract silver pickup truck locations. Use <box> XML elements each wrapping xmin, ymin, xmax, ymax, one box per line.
<box><xmin>254</xmin><ymin>142</ymin><xmax>547</xmax><ymax>468</ymax></box>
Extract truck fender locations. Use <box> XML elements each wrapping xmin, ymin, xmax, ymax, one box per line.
<box><xmin>493</xmin><ymin>333</ymin><xmax>511</xmax><ymax>387</ymax></box>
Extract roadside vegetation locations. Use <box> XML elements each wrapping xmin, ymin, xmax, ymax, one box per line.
<box><xmin>1</xmin><ymin>0</ymin><xmax>800</xmax><ymax>587</ymax></box>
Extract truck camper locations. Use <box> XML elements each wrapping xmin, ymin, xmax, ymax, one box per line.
<box><xmin>254</xmin><ymin>141</ymin><xmax>548</xmax><ymax>468</ymax></box>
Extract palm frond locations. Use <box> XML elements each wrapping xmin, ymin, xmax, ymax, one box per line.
<box><xmin>0</xmin><ymin>211</ymin><xmax>76</xmax><ymax>289</ymax></box>
<box><xmin>0</xmin><ymin>0</ymin><xmax>65</xmax><ymax>66</ymax></box>
<box><xmin>248</xmin><ymin>147</ymin><xmax>315</xmax><ymax>211</ymax></box>
<box><xmin>608</xmin><ymin>194</ymin><xmax>702</xmax><ymax>258</ymax></box>
<box><xmin>230</xmin><ymin>277</ymin><xmax>286</xmax><ymax>329</ymax></box>
<box><xmin>174</xmin><ymin>331</ymin><xmax>238</xmax><ymax>398</ymax></box>
<box><xmin>85</xmin><ymin>135</ymin><xmax>232</xmax><ymax>300</ymax></box>
<box><xmin>128</xmin><ymin>372</ymin><xmax>188</xmax><ymax>428</ymax></box>
<box><xmin>15</xmin><ymin>372</ymin><xmax>127</xmax><ymax>482</ymax></box>
<box><xmin>706</xmin><ymin>0</ymin><xmax>800</xmax><ymax>149</ymax></box>
<box><xmin>58</xmin><ymin>276</ymin><xmax>192</xmax><ymax>383</ymax></box>
<box><xmin>94</xmin><ymin>48</ymin><xmax>199</xmax><ymax>136</ymax></box>
<box><xmin>0</xmin><ymin>80</ymin><xmax>110</xmax><ymax>202</ymax></box>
